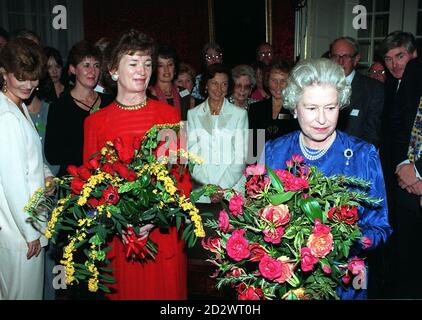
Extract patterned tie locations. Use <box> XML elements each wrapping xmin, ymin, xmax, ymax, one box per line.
<box><xmin>408</xmin><ymin>97</ymin><xmax>422</xmax><ymax>162</ymax></box>
<box><xmin>407</xmin><ymin>97</ymin><xmax>422</xmax><ymax>206</ymax></box>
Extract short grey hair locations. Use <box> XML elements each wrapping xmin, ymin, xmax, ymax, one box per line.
<box><xmin>231</xmin><ymin>64</ymin><xmax>256</xmax><ymax>88</ymax></box>
<box><xmin>329</xmin><ymin>36</ymin><xmax>360</xmax><ymax>55</ymax></box>
<box><xmin>282</xmin><ymin>58</ymin><xmax>351</xmax><ymax>111</ymax></box>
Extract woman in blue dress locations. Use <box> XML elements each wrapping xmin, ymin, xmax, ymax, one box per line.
<box><xmin>264</xmin><ymin>58</ymin><xmax>392</xmax><ymax>299</ymax></box>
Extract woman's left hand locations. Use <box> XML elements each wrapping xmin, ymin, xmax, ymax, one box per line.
<box><xmin>44</xmin><ymin>176</ymin><xmax>56</xmax><ymax>196</ymax></box>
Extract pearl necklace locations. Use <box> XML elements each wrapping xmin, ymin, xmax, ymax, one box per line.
<box><xmin>299</xmin><ymin>132</ymin><xmax>336</xmax><ymax>161</ymax></box>
<box><xmin>115</xmin><ymin>99</ymin><xmax>148</xmax><ymax>111</ymax></box>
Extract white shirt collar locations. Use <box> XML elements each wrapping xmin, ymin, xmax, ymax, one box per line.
<box><xmin>345</xmin><ymin>70</ymin><xmax>356</xmax><ymax>85</ymax></box>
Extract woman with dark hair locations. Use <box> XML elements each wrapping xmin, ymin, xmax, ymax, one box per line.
<box><xmin>0</xmin><ymin>37</ymin><xmax>54</xmax><ymax>299</ymax></box>
<box><xmin>39</xmin><ymin>47</ymin><xmax>67</xmax><ymax>103</ymax></box>
<box><xmin>83</xmin><ymin>29</ymin><xmax>190</xmax><ymax>299</ymax></box>
<box><xmin>188</xmin><ymin>63</ymin><xmax>248</xmax><ymax>197</ymax></box>
<box><xmin>148</xmin><ymin>44</ymin><xmax>192</xmax><ymax>120</ymax></box>
<box><xmin>45</xmin><ymin>40</ymin><xmax>113</xmax><ymax>177</ymax></box>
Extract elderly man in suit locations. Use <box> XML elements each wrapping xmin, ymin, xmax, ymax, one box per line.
<box><xmin>330</xmin><ymin>37</ymin><xmax>384</xmax><ymax>148</ymax></box>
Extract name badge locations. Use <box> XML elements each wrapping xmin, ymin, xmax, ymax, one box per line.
<box><xmin>350</xmin><ymin>109</ymin><xmax>359</xmax><ymax>117</ymax></box>
<box><xmin>179</xmin><ymin>89</ymin><xmax>190</xmax><ymax>98</ymax></box>
<box><xmin>278</xmin><ymin>113</ymin><xmax>291</xmax><ymax>120</ymax></box>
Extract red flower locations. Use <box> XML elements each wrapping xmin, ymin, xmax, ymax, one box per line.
<box><xmin>218</xmin><ymin>210</ymin><xmax>230</xmax><ymax>233</ymax></box>
<box><xmin>87</xmin><ymin>197</ymin><xmax>100</xmax><ymax>208</ymax></box>
<box><xmin>133</xmin><ymin>136</ymin><xmax>142</xmax><ymax>150</ymax></box>
<box><xmin>77</xmin><ymin>165</ymin><xmax>92</xmax><ymax>181</ymax></box>
<box><xmin>237</xmin><ymin>285</ymin><xmax>263</xmax><ymax>300</ymax></box>
<box><xmin>229</xmin><ymin>194</ymin><xmax>245</xmax><ymax>216</ymax></box>
<box><xmin>312</xmin><ymin>218</ymin><xmax>331</xmax><ymax>236</ymax></box>
<box><xmin>88</xmin><ymin>157</ymin><xmax>100</xmax><ymax>170</ymax></box>
<box><xmin>328</xmin><ymin>205</ymin><xmax>358</xmax><ymax>225</ymax></box>
<box><xmin>249</xmin><ymin>243</ymin><xmax>267</xmax><ymax>262</ymax></box>
<box><xmin>259</xmin><ymin>204</ymin><xmax>290</xmax><ymax>227</ymax></box>
<box><xmin>201</xmin><ymin>237</ymin><xmax>222</xmax><ymax>254</ymax></box>
<box><xmin>348</xmin><ymin>257</ymin><xmax>365</xmax><ymax>275</ymax></box>
<box><xmin>274</xmin><ymin>169</ymin><xmax>309</xmax><ymax>192</ymax></box>
<box><xmin>101</xmin><ymin>186</ymin><xmax>120</xmax><ymax>205</ymax></box>
<box><xmin>70</xmin><ymin>177</ymin><xmax>85</xmax><ymax>194</ymax></box>
<box><xmin>114</xmin><ymin>137</ymin><xmax>135</xmax><ymax>164</ymax></box>
<box><xmin>67</xmin><ymin>165</ymin><xmax>79</xmax><ymax>176</ymax></box>
<box><xmin>262</xmin><ymin>226</ymin><xmax>284</xmax><ymax>244</ymax></box>
<box><xmin>226</xmin><ymin>229</ymin><xmax>250</xmax><ymax>262</ymax></box>
<box><xmin>101</xmin><ymin>163</ymin><xmax>115</xmax><ymax>175</ymax></box>
<box><xmin>300</xmin><ymin>247</ymin><xmax>319</xmax><ymax>272</ymax></box>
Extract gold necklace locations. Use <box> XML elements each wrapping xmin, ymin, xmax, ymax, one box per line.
<box><xmin>115</xmin><ymin>98</ymin><xmax>148</xmax><ymax>111</ymax></box>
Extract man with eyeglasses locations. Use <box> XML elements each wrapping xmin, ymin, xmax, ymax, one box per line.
<box><xmin>378</xmin><ymin>31</ymin><xmax>422</xmax><ymax>299</ymax></box>
<box><xmin>191</xmin><ymin>42</ymin><xmax>224</xmax><ymax>100</ymax></box>
<box><xmin>367</xmin><ymin>62</ymin><xmax>386</xmax><ymax>83</ymax></box>
<box><xmin>256</xmin><ymin>42</ymin><xmax>274</xmax><ymax>66</ymax></box>
<box><xmin>329</xmin><ymin>36</ymin><xmax>384</xmax><ymax>148</ymax></box>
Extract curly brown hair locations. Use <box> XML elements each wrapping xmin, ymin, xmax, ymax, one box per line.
<box><xmin>0</xmin><ymin>37</ymin><xmax>46</xmax><ymax>81</ymax></box>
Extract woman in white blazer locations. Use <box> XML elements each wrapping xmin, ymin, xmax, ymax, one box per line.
<box><xmin>187</xmin><ymin>64</ymin><xmax>248</xmax><ymax>199</ymax></box>
<box><xmin>0</xmin><ymin>38</ymin><xmax>54</xmax><ymax>299</ymax></box>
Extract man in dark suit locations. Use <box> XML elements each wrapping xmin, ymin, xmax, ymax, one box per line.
<box><xmin>330</xmin><ymin>37</ymin><xmax>384</xmax><ymax>148</ymax></box>
<box><xmin>378</xmin><ymin>31</ymin><xmax>422</xmax><ymax>298</ymax></box>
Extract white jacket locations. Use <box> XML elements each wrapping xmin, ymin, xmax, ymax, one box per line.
<box><xmin>187</xmin><ymin>98</ymin><xmax>248</xmax><ymax>199</ymax></box>
<box><xmin>0</xmin><ymin>92</ymin><xmax>49</xmax><ymax>250</ymax></box>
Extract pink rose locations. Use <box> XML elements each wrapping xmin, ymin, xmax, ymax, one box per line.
<box><xmin>262</xmin><ymin>226</ymin><xmax>284</xmax><ymax>244</ymax></box>
<box><xmin>245</xmin><ymin>164</ymin><xmax>266</xmax><ymax>176</ymax></box>
<box><xmin>300</xmin><ymin>247</ymin><xmax>319</xmax><ymax>272</ymax></box>
<box><xmin>307</xmin><ymin>233</ymin><xmax>334</xmax><ymax>258</ymax></box>
<box><xmin>274</xmin><ymin>260</ymin><xmax>294</xmax><ymax>284</ymax></box>
<box><xmin>259</xmin><ymin>204</ymin><xmax>290</xmax><ymax>227</ymax></box>
<box><xmin>259</xmin><ymin>255</ymin><xmax>282</xmax><ymax>281</ymax></box>
<box><xmin>348</xmin><ymin>257</ymin><xmax>366</xmax><ymax>275</ymax></box>
<box><xmin>218</xmin><ymin>210</ymin><xmax>230</xmax><ymax>233</ymax></box>
<box><xmin>226</xmin><ymin>229</ymin><xmax>250</xmax><ymax>262</ymax></box>
<box><xmin>285</xmin><ymin>160</ymin><xmax>294</xmax><ymax>169</ymax></box>
<box><xmin>312</xmin><ymin>219</ymin><xmax>331</xmax><ymax>236</ymax></box>
<box><xmin>361</xmin><ymin>237</ymin><xmax>372</xmax><ymax>249</ymax></box>
<box><xmin>229</xmin><ymin>194</ymin><xmax>245</xmax><ymax>216</ymax></box>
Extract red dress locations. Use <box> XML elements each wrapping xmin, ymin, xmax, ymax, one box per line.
<box><xmin>83</xmin><ymin>100</ymin><xmax>189</xmax><ymax>300</ymax></box>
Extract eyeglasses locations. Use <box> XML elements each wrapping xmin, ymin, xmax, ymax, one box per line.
<box><xmin>330</xmin><ymin>54</ymin><xmax>356</xmax><ymax>62</ymax></box>
<box><xmin>259</xmin><ymin>51</ymin><xmax>273</xmax><ymax>57</ymax></box>
<box><xmin>235</xmin><ymin>83</ymin><xmax>252</xmax><ymax>91</ymax></box>
<box><xmin>205</xmin><ymin>53</ymin><xmax>223</xmax><ymax>61</ymax></box>
<box><xmin>368</xmin><ymin>69</ymin><xmax>386</xmax><ymax>75</ymax></box>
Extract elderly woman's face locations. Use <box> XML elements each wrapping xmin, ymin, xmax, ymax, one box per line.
<box><xmin>114</xmin><ymin>51</ymin><xmax>152</xmax><ymax>94</ymax></box>
<box><xmin>233</xmin><ymin>75</ymin><xmax>253</xmax><ymax>104</ymax></box>
<box><xmin>2</xmin><ymin>72</ymin><xmax>39</xmax><ymax>104</ymax></box>
<box><xmin>268</xmin><ymin>70</ymin><xmax>288</xmax><ymax>99</ymax></box>
<box><xmin>294</xmin><ymin>84</ymin><xmax>339</xmax><ymax>149</ymax></box>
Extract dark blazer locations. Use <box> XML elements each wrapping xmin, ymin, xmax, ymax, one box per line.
<box><xmin>248</xmin><ymin>98</ymin><xmax>299</xmax><ymax>160</ymax></box>
<box><xmin>337</xmin><ymin>71</ymin><xmax>384</xmax><ymax>148</ymax></box>
<box><xmin>381</xmin><ymin>57</ymin><xmax>422</xmax><ymax>212</ymax></box>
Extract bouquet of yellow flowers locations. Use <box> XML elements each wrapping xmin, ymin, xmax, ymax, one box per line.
<box><xmin>202</xmin><ymin>155</ymin><xmax>380</xmax><ymax>300</ymax></box>
<box><xmin>33</xmin><ymin>124</ymin><xmax>208</xmax><ymax>293</ymax></box>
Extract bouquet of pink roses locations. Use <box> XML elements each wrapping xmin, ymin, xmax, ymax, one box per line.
<box><xmin>202</xmin><ymin>155</ymin><xmax>379</xmax><ymax>300</ymax></box>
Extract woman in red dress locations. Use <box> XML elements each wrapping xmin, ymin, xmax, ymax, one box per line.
<box><xmin>83</xmin><ymin>29</ymin><xmax>190</xmax><ymax>300</ymax></box>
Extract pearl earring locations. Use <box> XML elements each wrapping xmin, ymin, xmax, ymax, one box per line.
<box><xmin>111</xmin><ymin>73</ymin><xmax>119</xmax><ymax>81</ymax></box>
<box><xmin>293</xmin><ymin>113</ymin><xmax>297</xmax><ymax>119</ymax></box>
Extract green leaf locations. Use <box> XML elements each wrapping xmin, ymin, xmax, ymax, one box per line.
<box><xmin>266</xmin><ymin>166</ymin><xmax>284</xmax><ymax>193</ymax></box>
<box><xmin>269</xmin><ymin>191</ymin><xmax>295</xmax><ymax>205</ymax></box>
<box><xmin>175</xmin><ymin>215</ymin><xmax>181</xmax><ymax>231</ymax></box>
<box><xmin>299</xmin><ymin>197</ymin><xmax>323</xmax><ymax>222</ymax></box>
